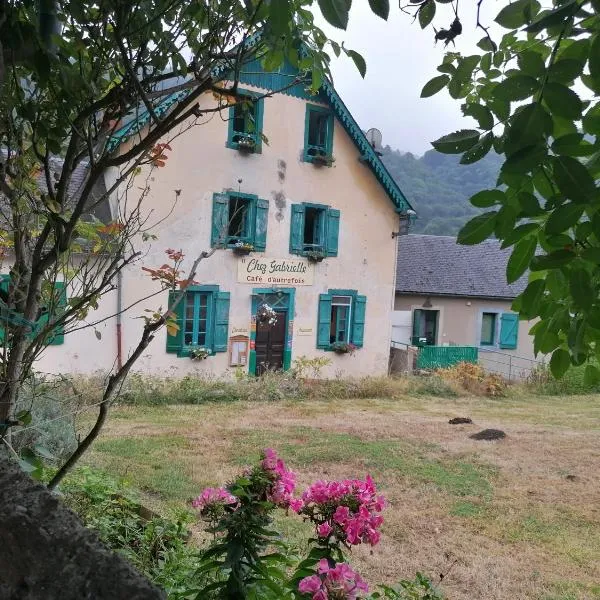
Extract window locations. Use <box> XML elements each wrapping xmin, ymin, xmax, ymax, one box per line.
<box><xmin>480</xmin><ymin>312</ymin><xmax>497</xmax><ymax>346</ymax></box>
<box><xmin>166</xmin><ymin>286</ymin><xmax>230</xmax><ymax>357</ymax></box>
<box><xmin>227</xmin><ymin>92</ymin><xmax>264</xmax><ymax>153</ymax></box>
<box><xmin>0</xmin><ymin>275</ymin><xmax>66</xmax><ymax>346</ymax></box>
<box><xmin>479</xmin><ymin>311</ymin><xmax>518</xmax><ymax>349</ymax></box>
<box><xmin>304</xmin><ymin>104</ymin><xmax>334</xmax><ymax>164</ymax></box>
<box><xmin>290</xmin><ymin>203</ymin><xmax>340</xmax><ymax>257</ymax></box>
<box><xmin>317</xmin><ymin>290</ymin><xmax>366</xmax><ymax>349</ymax></box>
<box><xmin>330</xmin><ymin>296</ymin><xmax>352</xmax><ymax>343</ymax></box>
<box><xmin>211</xmin><ymin>192</ymin><xmax>269</xmax><ymax>251</ymax></box>
<box><xmin>412</xmin><ymin>309</ymin><xmax>438</xmax><ymax>346</ymax></box>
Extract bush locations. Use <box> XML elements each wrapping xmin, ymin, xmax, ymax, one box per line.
<box><xmin>526</xmin><ymin>363</ymin><xmax>600</xmax><ymax>396</ymax></box>
<box><xmin>436</xmin><ymin>362</ymin><xmax>507</xmax><ymax>397</ymax></box>
<box><xmin>60</xmin><ymin>468</ymin><xmax>202</xmax><ymax>598</ymax></box>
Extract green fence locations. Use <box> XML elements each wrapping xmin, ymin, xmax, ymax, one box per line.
<box><xmin>416</xmin><ymin>346</ymin><xmax>478</xmax><ymax>370</ymax></box>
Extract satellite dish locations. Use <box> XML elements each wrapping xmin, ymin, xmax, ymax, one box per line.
<box><xmin>366</xmin><ymin>127</ymin><xmax>383</xmax><ymax>150</ymax></box>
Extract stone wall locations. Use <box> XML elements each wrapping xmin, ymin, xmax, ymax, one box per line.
<box><xmin>0</xmin><ymin>459</ymin><xmax>165</xmax><ymax>600</ymax></box>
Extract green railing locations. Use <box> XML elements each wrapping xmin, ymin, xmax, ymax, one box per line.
<box><xmin>416</xmin><ymin>345</ymin><xmax>478</xmax><ymax>370</ymax></box>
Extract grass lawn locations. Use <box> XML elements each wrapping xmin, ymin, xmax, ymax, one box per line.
<box><xmin>78</xmin><ymin>392</ymin><xmax>600</xmax><ymax>600</ymax></box>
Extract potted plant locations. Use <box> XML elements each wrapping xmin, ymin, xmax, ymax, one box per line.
<box><xmin>305</xmin><ymin>249</ymin><xmax>327</xmax><ymax>263</ymax></box>
<box><xmin>330</xmin><ymin>341</ymin><xmax>357</xmax><ymax>355</ymax></box>
<box><xmin>311</xmin><ymin>150</ymin><xmax>335</xmax><ymax>166</ymax></box>
<box><xmin>189</xmin><ymin>346</ymin><xmax>212</xmax><ymax>360</ymax></box>
<box><xmin>236</xmin><ymin>135</ymin><xmax>256</xmax><ymax>153</ymax></box>
<box><xmin>256</xmin><ymin>302</ymin><xmax>278</xmax><ymax>326</ymax></box>
<box><xmin>233</xmin><ymin>241</ymin><xmax>254</xmax><ymax>255</ymax></box>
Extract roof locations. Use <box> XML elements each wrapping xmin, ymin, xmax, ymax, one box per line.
<box><xmin>107</xmin><ymin>54</ymin><xmax>413</xmax><ymax>214</ymax></box>
<box><xmin>396</xmin><ymin>235</ymin><xmax>528</xmax><ymax>299</ymax></box>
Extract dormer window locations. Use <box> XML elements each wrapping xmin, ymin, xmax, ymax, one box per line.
<box><xmin>304</xmin><ymin>104</ymin><xmax>334</xmax><ymax>165</ymax></box>
<box><xmin>227</xmin><ymin>92</ymin><xmax>264</xmax><ymax>153</ymax></box>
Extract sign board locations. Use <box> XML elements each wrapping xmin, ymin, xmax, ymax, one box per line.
<box><xmin>237</xmin><ymin>257</ymin><xmax>314</xmax><ymax>286</ymax></box>
<box><xmin>231</xmin><ymin>326</ymin><xmax>250</xmax><ymax>335</ymax></box>
<box><xmin>297</xmin><ymin>326</ymin><xmax>313</xmax><ymax>336</ymax></box>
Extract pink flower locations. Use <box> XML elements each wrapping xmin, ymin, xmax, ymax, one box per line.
<box><xmin>289</xmin><ymin>498</ymin><xmax>304</xmax><ymax>513</ymax></box>
<box><xmin>260</xmin><ymin>448</ymin><xmax>297</xmax><ymax>509</ymax></box>
<box><xmin>317</xmin><ymin>522</ymin><xmax>333</xmax><ymax>538</ymax></box>
<box><xmin>299</xmin><ymin>575</ymin><xmax>323</xmax><ymax>594</ymax></box>
<box><xmin>192</xmin><ymin>487</ymin><xmax>237</xmax><ymax>512</ymax></box>
<box><xmin>298</xmin><ymin>561</ymin><xmax>368</xmax><ymax>599</ymax></box>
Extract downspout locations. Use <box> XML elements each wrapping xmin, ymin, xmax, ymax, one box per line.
<box><xmin>116</xmin><ymin>267</ymin><xmax>123</xmax><ymax>370</ymax></box>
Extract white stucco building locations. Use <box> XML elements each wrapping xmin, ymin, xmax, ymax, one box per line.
<box><xmin>7</xmin><ymin>60</ymin><xmax>414</xmax><ymax>378</ymax></box>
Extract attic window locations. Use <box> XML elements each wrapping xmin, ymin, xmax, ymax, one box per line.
<box><xmin>304</xmin><ymin>104</ymin><xmax>333</xmax><ymax>164</ymax></box>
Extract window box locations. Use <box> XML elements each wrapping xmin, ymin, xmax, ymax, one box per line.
<box><xmin>311</xmin><ymin>151</ymin><xmax>335</xmax><ymax>167</ymax></box>
<box><xmin>235</xmin><ymin>135</ymin><xmax>256</xmax><ymax>153</ymax></box>
<box><xmin>330</xmin><ymin>341</ymin><xmax>357</xmax><ymax>354</ymax></box>
<box><xmin>305</xmin><ymin>249</ymin><xmax>327</xmax><ymax>263</ymax></box>
<box><xmin>233</xmin><ymin>241</ymin><xmax>254</xmax><ymax>256</ymax></box>
<box><xmin>189</xmin><ymin>346</ymin><xmax>212</xmax><ymax>360</ymax></box>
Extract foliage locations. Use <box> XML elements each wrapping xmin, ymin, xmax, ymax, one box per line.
<box><xmin>292</xmin><ymin>355</ymin><xmax>332</xmax><ymax>379</ymax></box>
<box><xmin>380</xmin><ymin>149</ymin><xmax>502</xmax><ymax>235</ymax></box>
<box><xmin>370</xmin><ymin>574</ymin><xmax>445</xmax><ymax>600</ymax></box>
<box><xmin>59</xmin><ymin>467</ymin><xmax>201</xmax><ymax>598</ymax></box>
<box><xmin>437</xmin><ymin>362</ymin><xmax>507</xmax><ymax>397</ymax></box>
<box><xmin>330</xmin><ymin>341</ymin><xmax>358</xmax><ymax>354</ymax></box>
<box><xmin>526</xmin><ymin>362</ymin><xmax>600</xmax><ymax>395</ymax></box>
<box><xmin>415</xmin><ymin>0</ymin><xmax>600</xmax><ymax>379</ymax></box>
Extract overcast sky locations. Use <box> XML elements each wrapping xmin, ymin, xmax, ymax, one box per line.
<box><xmin>318</xmin><ymin>2</ymin><xmax>500</xmax><ymax>156</ymax></box>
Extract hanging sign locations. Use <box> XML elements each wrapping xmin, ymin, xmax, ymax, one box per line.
<box><xmin>237</xmin><ymin>257</ymin><xmax>314</xmax><ymax>286</ymax></box>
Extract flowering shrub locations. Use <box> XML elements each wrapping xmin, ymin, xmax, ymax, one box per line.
<box><xmin>233</xmin><ymin>240</ymin><xmax>254</xmax><ymax>253</ymax></box>
<box><xmin>188</xmin><ymin>346</ymin><xmax>211</xmax><ymax>360</ymax></box>
<box><xmin>191</xmin><ymin>449</ymin><xmax>443</xmax><ymax>600</ymax></box>
<box><xmin>299</xmin><ymin>559</ymin><xmax>368</xmax><ymax>600</ymax></box>
<box><xmin>256</xmin><ymin>302</ymin><xmax>278</xmax><ymax>326</ymax></box>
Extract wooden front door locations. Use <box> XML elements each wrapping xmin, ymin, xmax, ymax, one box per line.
<box><xmin>255</xmin><ymin>311</ymin><xmax>287</xmax><ymax>375</ymax></box>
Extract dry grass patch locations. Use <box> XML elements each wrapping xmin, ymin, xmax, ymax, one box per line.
<box><xmin>81</xmin><ymin>393</ymin><xmax>600</xmax><ymax>600</ymax></box>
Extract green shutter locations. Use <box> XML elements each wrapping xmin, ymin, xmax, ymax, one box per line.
<box><xmin>317</xmin><ymin>293</ymin><xmax>332</xmax><ymax>348</ymax></box>
<box><xmin>499</xmin><ymin>312</ymin><xmax>519</xmax><ymax>349</ymax></box>
<box><xmin>325</xmin><ymin>208</ymin><xmax>340</xmax><ymax>256</ymax></box>
<box><xmin>351</xmin><ymin>295</ymin><xmax>366</xmax><ymax>348</ymax></box>
<box><xmin>290</xmin><ymin>204</ymin><xmax>305</xmax><ymax>254</ymax></box>
<box><xmin>213</xmin><ymin>291</ymin><xmax>230</xmax><ymax>352</ymax></box>
<box><xmin>166</xmin><ymin>290</ymin><xmax>185</xmax><ymax>353</ymax></box>
<box><xmin>254</xmin><ymin>198</ymin><xmax>269</xmax><ymax>251</ymax></box>
<box><xmin>211</xmin><ymin>193</ymin><xmax>229</xmax><ymax>248</ymax></box>
<box><xmin>412</xmin><ymin>309</ymin><xmax>422</xmax><ymax>345</ymax></box>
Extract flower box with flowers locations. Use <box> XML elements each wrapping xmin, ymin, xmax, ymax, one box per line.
<box><xmin>305</xmin><ymin>249</ymin><xmax>326</xmax><ymax>263</ymax></box>
<box><xmin>232</xmin><ymin>241</ymin><xmax>254</xmax><ymax>255</ymax></box>
<box><xmin>235</xmin><ymin>135</ymin><xmax>256</xmax><ymax>153</ymax></box>
<box><xmin>330</xmin><ymin>341</ymin><xmax>357</xmax><ymax>355</ymax></box>
<box><xmin>189</xmin><ymin>346</ymin><xmax>212</xmax><ymax>360</ymax></box>
<box><xmin>311</xmin><ymin>150</ymin><xmax>335</xmax><ymax>166</ymax></box>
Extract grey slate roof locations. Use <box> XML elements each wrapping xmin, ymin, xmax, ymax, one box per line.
<box><xmin>396</xmin><ymin>234</ymin><xmax>528</xmax><ymax>299</ymax></box>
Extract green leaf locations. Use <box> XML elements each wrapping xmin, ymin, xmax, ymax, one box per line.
<box><xmin>470</xmin><ymin>189</ymin><xmax>505</xmax><ymax>208</ymax></box>
<box><xmin>495</xmin><ymin>0</ymin><xmax>535</xmax><ymax>28</ymax></box>
<box><xmin>505</xmin><ymin>102</ymin><xmax>552</xmax><ymax>155</ymax></box>
<box><xmin>501</xmin><ymin>144</ymin><xmax>546</xmax><ymax>174</ymax></box>
<box><xmin>520</xmin><ymin>279</ymin><xmax>545</xmax><ymax>318</ymax></box>
<box><xmin>318</xmin><ymin>0</ymin><xmax>351</xmax><ymax>29</ymax></box>
<box><xmin>421</xmin><ymin>75</ymin><xmax>450</xmax><ymax>98</ymax></box>
<box><xmin>526</xmin><ymin>0</ymin><xmax>578</xmax><ymax>33</ymax></box>
<box><xmin>462</xmin><ymin>103</ymin><xmax>494</xmax><ymax>130</ymax></box>
<box><xmin>477</xmin><ymin>37</ymin><xmax>497</xmax><ymax>53</ymax></box>
<box><xmin>551</xmin><ymin>133</ymin><xmax>595</xmax><ymax>157</ymax></box>
<box><xmin>517</xmin><ymin>50</ymin><xmax>546</xmax><ymax>78</ymax></box>
<box><xmin>493</xmin><ymin>75</ymin><xmax>539</xmax><ymax>102</ymax></box>
<box><xmin>269</xmin><ymin>0</ymin><xmax>290</xmax><ymax>34</ymax></box>
<box><xmin>368</xmin><ymin>0</ymin><xmax>390</xmax><ymax>19</ymax></box>
<box><xmin>553</xmin><ymin>156</ymin><xmax>597</xmax><ymax>204</ymax></box>
<box><xmin>530</xmin><ymin>249</ymin><xmax>575</xmax><ymax>270</ymax></box>
<box><xmin>507</xmin><ymin>237</ymin><xmax>537</xmax><ymax>283</ymax></box>
<box><xmin>569</xmin><ymin>268</ymin><xmax>593</xmax><ymax>310</ymax></box>
<box><xmin>455</xmin><ymin>55</ymin><xmax>481</xmax><ymax>82</ymax></box>
<box><xmin>33</xmin><ymin>444</ymin><xmax>56</xmax><ymax>460</ymax></box>
<box><xmin>345</xmin><ymin>49</ymin><xmax>366</xmax><ymax>78</ymax></box>
<box><xmin>15</xmin><ymin>409</ymin><xmax>32</xmax><ymax>426</ymax></box>
<box><xmin>590</xmin><ymin>34</ymin><xmax>600</xmax><ymax>79</ymax></box>
<box><xmin>543</xmin><ymin>83</ymin><xmax>582</xmax><ymax>120</ymax></box>
<box><xmin>431</xmin><ymin>129</ymin><xmax>480</xmax><ymax>154</ymax></box>
<box><xmin>584</xmin><ymin>364</ymin><xmax>600</xmax><ymax>386</ymax></box>
<box><xmin>460</xmin><ymin>132</ymin><xmax>493</xmax><ymax>164</ymax></box>
<box><xmin>545</xmin><ymin>203</ymin><xmax>585</xmax><ymax>234</ymax></box>
<box><xmin>582</xmin><ymin>103</ymin><xmax>600</xmax><ymax>136</ymax></box>
<box><xmin>517</xmin><ymin>192</ymin><xmax>543</xmax><ymax>217</ymax></box>
<box><xmin>550</xmin><ymin>348</ymin><xmax>571</xmax><ymax>379</ymax></box>
<box><xmin>419</xmin><ymin>0</ymin><xmax>436</xmax><ymax>29</ymax></box>
<box><xmin>548</xmin><ymin>59</ymin><xmax>584</xmax><ymax>83</ymax></box>
<box><xmin>457</xmin><ymin>211</ymin><xmax>498</xmax><ymax>245</ymax></box>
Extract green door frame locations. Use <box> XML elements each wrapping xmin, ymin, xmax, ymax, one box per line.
<box><xmin>249</xmin><ymin>287</ymin><xmax>296</xmax><ymax>375</ymax></box>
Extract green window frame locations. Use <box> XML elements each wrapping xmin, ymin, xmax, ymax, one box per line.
<box><xmin>166</xmin><ymin>285</ymin><xmax>230</xmax><ymax>357</ymax></box>
<box><xmin>211</xmin><ymin>191</ymin><xmax>269</xmax><ymax>251</ymax></box>
<box><xmin>480</xmin><ymin>312</ymin><xmax>497</xmax><ymax>346</ymax></box>
<box><xmin>317</xmin><ymin>289</ymin><xmax>366</xmax><ymax>349</ymax></box>
<box><xmin>0</xmin><ymin>275</ymin><xmax>66</xmax><ymax>346</ymax></box>
<box><xmin>226</xmin><ymin>90</ymin><xmax>264</xmax><ymax>153</ymax></box>
<box><xmin>289</xmin><ymin>202</ymin><xmax>340</xmax><ymax>257</ymax></box>
<box><xmin>303</xmin><ymin>103</ymin><xmax>334</xmax><ymax>164</ymax></box>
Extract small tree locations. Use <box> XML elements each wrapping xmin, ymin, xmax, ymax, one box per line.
<box><xmin>0</xmin><ymin>0</ymin><xmax>391</xmax><ymax>484</ymax></box>
<box><xmin>410</xmin><ymin>0</ymin><xmax>600</xmax><ymax>380</ymax></box>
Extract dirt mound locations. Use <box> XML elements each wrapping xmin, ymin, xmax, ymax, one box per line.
<box><xmin>449</xmin><ymin>417</ymin><xmax>472</xmax><ymax>424</ymax></box>
<box><xmin>469</xmin><ymin>428</ymin><xmax>506</xmax><ymax>440</ymax></box>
